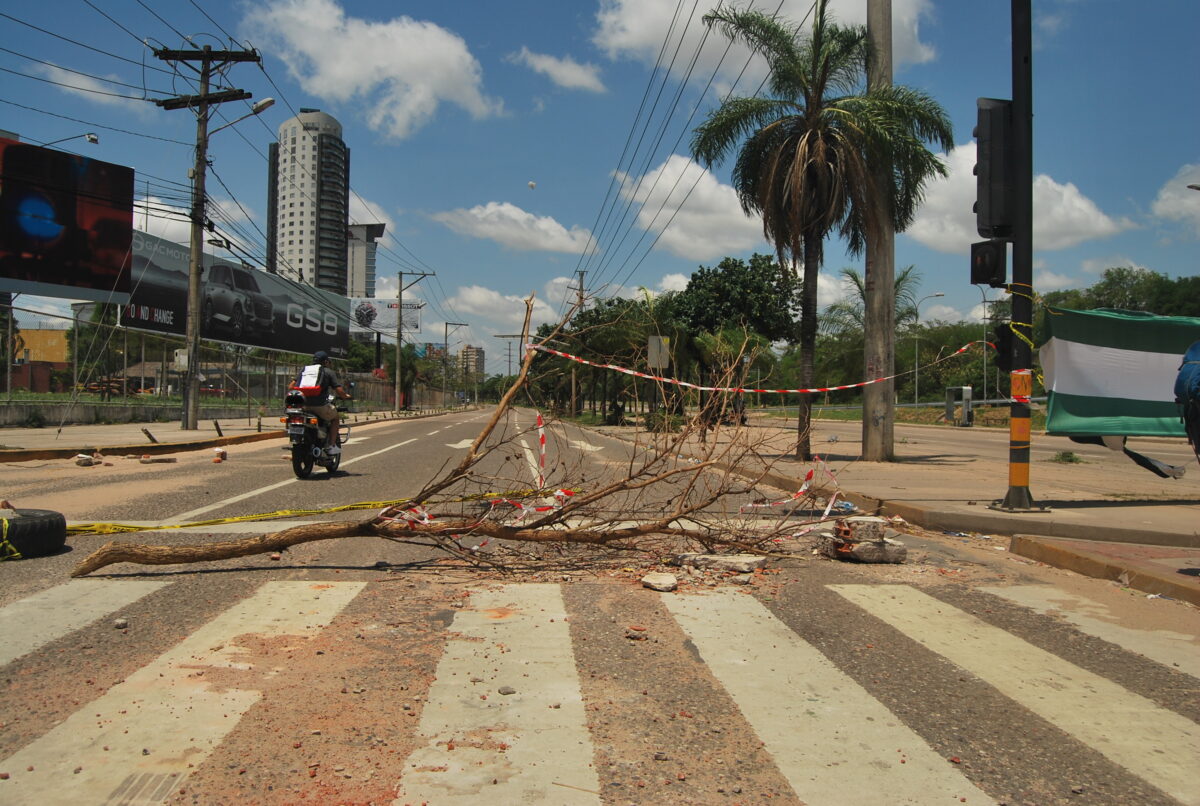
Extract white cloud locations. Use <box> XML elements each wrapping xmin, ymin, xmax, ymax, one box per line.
<box><xmin>594</xmin><ymin>0</ymin><xmax>935</xmax><ymax>91</ymax></box>
<box><xmin>1079</xmin><ymin>254</ymin><xmax>1148</xmax><ymax>275</ymax></box>
<box><xmin>444</xmin><ymin>284</ymin><xmax>559</xmax><ymax>334</ymax></box>
<box><xmin>907</xmin><ymin>144</ymin><xmax>1134</xmax><ymax>254</ymax></box>
<box><xmin>242</xmin><ymin>0</ymin><xmax>503</xmax><ymax>139</ymax></box>
<box><xmin>1035</xmin><ymin>269</ymin><xmax>1076</xmax><ymax>291</ymax></box>
<box><xmin>1151</xmin><ymin>163</ymin><xmax>1200</xmax><ymax>237</ymax></box>
<box><xmin>507</xmin><ymin>47</ymin><xmax>606</xmax><ymax>93</ymax></box>
<box><xmin>657</xmin><ymin>273</ymin><xmax>689</xmax><ymax>292</ymax></box>
<box><xmin>618</xmin><ymin>155</ymin><xmax>765</xmax><ymax>260</ymax></box>
<box><xmin>431</xmin><ymin>202</ymin><xmax>595</xmax><ymax>253</ymax></box>
<box><xmin>34</xmin><ymin>64</ymin><xmax>154</xmax><ymax>116</ymax></box>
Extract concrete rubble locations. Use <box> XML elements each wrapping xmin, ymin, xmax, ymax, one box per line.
<box><xmin>816</xmin><ymin>516</ymin><xmax>907</xmax><ymax>564</ymax></box>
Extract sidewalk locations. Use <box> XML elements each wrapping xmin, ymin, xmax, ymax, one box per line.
<box><xmin>1</xmin><ymin>412</ymin><xmax>1198</xmax><ymax>605</ymax></box>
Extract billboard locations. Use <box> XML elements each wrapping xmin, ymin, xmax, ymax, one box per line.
<box><xmin>349</xmin><ymin>297</ymin><xmax>422</xmax><ymax>334</ymax></box>
<box><xmin>120</xmin><ymin>230</ymin><xmax>350</xmax><ymax>357</ymax></box>
<box><xmin>0</xmin><ymin>138</ymin><xmax>134</xmax><ymax>303</ymax></box>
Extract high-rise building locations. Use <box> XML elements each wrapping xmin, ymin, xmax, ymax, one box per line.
<box><xmin>347</xmin><ymin>223</ymin><xmax>385</xmax><ymax>298</ymax></box>
<box><xmin>266</xmin><ymin>109</ymin><xmax>350</xmax><ymax>293</ymax></box>
<box><xmin>459</xmin><ymin>345</ymin><xmax>485</xmax><ymax>380</ymax></box>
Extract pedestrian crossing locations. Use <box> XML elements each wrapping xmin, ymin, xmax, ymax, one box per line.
<box><xmin>0</xmin><ymin>577</ymin><xmax>1196</xmax><ymax>805</ymax></box>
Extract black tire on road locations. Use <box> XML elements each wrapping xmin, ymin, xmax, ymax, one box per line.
<box><xmin>325</xmin><ymin>450</ymin><xmax>341</xmax><ymax>475</ymax></box>
<box><xmin>2</xmin><ymin>508</ymin><xmax>68</xmax><ymax>560</ymax></box>
<box><xmin>291</xmin><ymin>445</ymin><xmax>314</xmax><ymax>479</ymax></box>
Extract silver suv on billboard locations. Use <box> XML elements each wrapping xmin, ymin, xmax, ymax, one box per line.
<box><xmin>202</xmin><ymin>262</ymin><xmax>274</xmax><ymax>339</ymax></box>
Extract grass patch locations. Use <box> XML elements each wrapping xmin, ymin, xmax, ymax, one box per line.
<box><xmin>1050</xmin><ymin>450</ymin><xmax>1083</xmax><ymax>464</ymax></box>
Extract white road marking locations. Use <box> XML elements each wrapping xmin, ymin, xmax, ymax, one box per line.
<box><xmin>979</xmin><ymin>584</ymin><xmax>1200</xmax><ymax>675</ymax></box>
<box><xmin>568</xmin><ymin>438</ymin><xmax>602</xmax><ymax>452</ymax></box>
<box><xmin>446</xmin><ymin>439</ymin><xmax>474</xmax><ymax>449</ymax></box>
<box><xmin>169</xmin><ymin>438</ymin><xmax>416</xmax><ymax>522</ymax></box>
<box><xmin>394</xmin><ymin>584</ymin><xmax>599</xmax><ymax>805</ymax></box>
<box><xmin>0</xmin><ymin>580</ymin><xmax>170</xmax><ymax>666</ymax></box>
<box><xmin>0</xmin><ymin>581</ymin><xmax>365</xmax><ymax>806</ymax></box>
<box><xmin>664</xmin><ymin>589</ymin><xmax>995</xmax><ymax>805</ymax></box>
<box><xmin>831</xmin><ymin>584</ymin><xmax>1200</xmax><ymax>805</ymax></box>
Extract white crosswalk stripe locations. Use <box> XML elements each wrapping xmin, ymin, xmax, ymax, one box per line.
<box><xmin>394</xmin><ymin>584</ymin><xmax>599</xmax><ymax>804</ymax></box>
<box><xmin>0</xmin><ymin>578</ymin><xmax>1195</xmax><ymax>805</ymax></box>
<box><xmin>0</xmin><ymin>581</ymin><xmax>365</xmax><ymax>806</ymax></box>
<box><xmin>665</xmin><ymin>589</ymin><xmax>996</xmax><ymax>805</ymax></box>
<box><xmin>830</xmin><ymin>584</ymin><xmax>1200</xmax><ymax>806</ymax></box>
<box><xmin>0</xmin><ymin>580</ymin><xmax>169</xmax><ymax>666</ymax></box>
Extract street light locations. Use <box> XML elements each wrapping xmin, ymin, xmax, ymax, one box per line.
<box><xmin>913</xmin><ymin>292</ymin><xmax>944</xmax><ymax>404</ymax></box>
<box><xmin>209</xmin><ymin>98</ymin><xmax>274</xmax><ymax>137</ymax></box>
<box><xmin>39</xmin><ymin>133</ymin><xmax>99</xmax><ymax>147</ymax></box>
<box><xmin>181</xmin><ymin>97</ymin><xmax>273</xmax><ymax>430</ymax></box>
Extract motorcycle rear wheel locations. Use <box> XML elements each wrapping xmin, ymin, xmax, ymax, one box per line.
<box><xmin>291</xmin><ymin>444</ymin><xmax>314</xmax><ymax>478</ymax></box>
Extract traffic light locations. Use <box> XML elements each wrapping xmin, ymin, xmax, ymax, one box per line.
<box><xmin>974</xmin><ymin>98</ymin><xmax>1014</xmax><ymax>239</ymax></box>
<box><xmin>991</xmin><ymin>323</ymin><xmax>1015</xmax><ymax>374</ymax></box>
<box><xmin>971</xmin><ymin>239</ymin><xmax>1007</xmax><ymax>287</ymax></box>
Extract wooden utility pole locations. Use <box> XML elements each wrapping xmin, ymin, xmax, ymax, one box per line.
<box><xmin>862</xmin><ymin>0</ymin><xmax>896</xmax><ymax>461</ymax></box>
<box><xmin>153</xmin><ymin>46</ymin><xmax>259</xmax><ymax>430</ymax></box>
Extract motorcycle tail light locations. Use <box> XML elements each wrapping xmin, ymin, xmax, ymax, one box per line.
<box><xmin>306</xmin><ymin>417</ymin><xmax>319</xmax><ymax>425</ymax></box>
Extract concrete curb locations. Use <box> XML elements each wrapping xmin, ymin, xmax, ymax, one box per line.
<box><xmin>1009</xmin><ymin>535</ymin><xmax>1200</xmax><ymax>607</ymax></box>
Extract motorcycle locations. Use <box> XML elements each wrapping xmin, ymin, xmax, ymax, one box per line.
<box><xmin>283</xmin><ymin>389</ymin><xmax>351</xmax><ymax>478</ymax></box>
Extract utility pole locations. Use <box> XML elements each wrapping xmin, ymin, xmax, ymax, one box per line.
<box><xmin>442</xmin><ymin>322</ymin><xmax>468</xmax><ymax>407</ymax></box>
<box><xmin>153</xmin><ymin>45</ymin><xmax>260</xmax><ymax>430</ymax></box>
<box><xmin>494</xmin><ymin>335</ymin><xmax>525</xmax><ymax>377</ymax></box>
<box><xmin>862</xmin><ymin>0</ymin><xmax>896</xmax><ymax>461</ymax></box>
<box><xmin>995</xmin><ymin>0</ymin><xmax>1039</xmax><ymax>511</ymax></box>
<box><xmin>568</xmin><ymin>269</ymin><xmax>586</xmax><ymax>417</ymax></box>
<box><xmin>395</xmin><ymin>270</ymin><xmax>432</xmax><ymax>411</ymax></box>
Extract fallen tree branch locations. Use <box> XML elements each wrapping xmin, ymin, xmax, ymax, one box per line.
<box><xmin>70</xmin><ymin>520</ymin><xmax>376</xmax><ymax>577</ymax></box>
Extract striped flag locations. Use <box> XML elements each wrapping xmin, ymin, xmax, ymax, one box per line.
<box><xmin>1041</xmin><ymin>307</ymin><xmax>1200</xmax><ymax>436</ymax></box>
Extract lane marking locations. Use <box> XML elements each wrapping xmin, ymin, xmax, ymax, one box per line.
<box><xmin>0</xmin><ymin>581</ymin><xmax>365</xmax><ymax>806</ymax></box>
<box><xmin>0</xmin><ymin>580</ymin><xmax>170</xmax><ymax>666</ymax></box>
<box><xmin>446</xmin><ymin>439</ymin><xmax>474</xmax><ymax>449</ymax></box>
<box><xmin>394</xmin><ymin>584</ymin><xmax>599</xmax><ymax>805</ymax></box>
<box><xmin>664</xmin><ymin>589</ymin><xmax>996</xmax><ymax>806</ymax></box>
<box><xmin>831</xmin><ymin>584</ymin><xmax>1200</xmax><ymax>805</ymax></box>
<box><xmin>979</xmin><ymin>585</ymin><xmax>1200</xmax><ymax>675</ymax></box>
<box><xmin>170</xmin><ymin>438</ymin><xmax>416</xmax><ymax>522</ymax></box>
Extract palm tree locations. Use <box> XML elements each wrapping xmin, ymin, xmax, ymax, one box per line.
<box><xmin>690</xmin><ymin>0</ymin><xmax>953</xmax><ymax>459</ymax></box>
<box><xmin>821</xmin><ymin>265</ymin><xmax>923</xmax><ymax>336</ymax></box>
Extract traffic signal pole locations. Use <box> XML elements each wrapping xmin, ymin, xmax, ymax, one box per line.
<box><xmin>994</xmin><ymin>0</ymin><xmax>1042</xmax><ymax>511</ymax></box>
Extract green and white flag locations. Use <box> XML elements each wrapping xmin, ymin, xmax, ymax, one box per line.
<box><xmin>1041</xmin><ymin>308</ymin><xmax>1200</xmax><ymax>436</ymax></box>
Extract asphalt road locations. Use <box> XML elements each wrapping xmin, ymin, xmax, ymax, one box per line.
<box><xmin>1</xmin><ymin>409</ymin><xmax>1197</xmax><ymax>805</ymax></box>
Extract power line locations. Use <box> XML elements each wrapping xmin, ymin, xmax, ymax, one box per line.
<box><xmin>0</xmin><ymin>96</ymin><xmax>192</xmax><ymax>145</ymax></box>
<box><xmin>0</xmin><ymin>65</ymin><xmax>166</xmax><ymax>102</ymax></box>
<box><xmin>0</xmin><ymin>10</ymin><xmax>176</xmax><ymax>76</ymax></box>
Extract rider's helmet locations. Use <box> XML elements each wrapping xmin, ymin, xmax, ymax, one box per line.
<box><xmin>312</xmin><ymin>350</ymin><xmax>329</xmax><ymax>364</ymax></box>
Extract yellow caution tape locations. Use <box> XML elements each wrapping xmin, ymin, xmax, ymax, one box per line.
<box><xmin>66</xmin><ymin>487</ymin><xmax>580</xmax><ymax>536</ymax></box>
<box><xmin>0</xmin><ymin>519</ymin><xmax>22</xmax><ymax>561</ymax></box>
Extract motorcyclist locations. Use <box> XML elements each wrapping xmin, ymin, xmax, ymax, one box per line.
<box><xmin>291</xmin><ymin>350</ymin><xmax>352</xmax><ymax>455</ymax></box>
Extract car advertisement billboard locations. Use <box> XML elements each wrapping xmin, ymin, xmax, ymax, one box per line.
<box><xmin>0</xmin><ymin>138</ymin><xmax>134</xmax><ymax>303</ymax></box>
<box><xmin>120</xmin><ymin>229</ymin><xmax>350</xmax><ymax>357</ymax></box>
<box><xmin>349</xmin><ymin>297</ymin><xmax>422</xmax><ymax>334</ymax></box>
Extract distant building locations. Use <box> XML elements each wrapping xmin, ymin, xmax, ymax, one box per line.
<box><xmin>347</xmin><ymin>223</ymin><xmax>385</xmax><ymax>298</ymax></box>
<box><xmin>459</xmin><ymin>345</ymin><xmax>485</xmax><ymax>379</ymax></box>
<box><xmin>266</xmin><ymin>109</ymin><xmax>350</xmax><ymax>294</ymax></box>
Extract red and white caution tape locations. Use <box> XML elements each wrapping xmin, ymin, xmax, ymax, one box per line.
<box><xmin>527</xmin><ymin>341</ymin><xmax>989</xmax><ymax>395</ymax></box>
<box><xmin>536</xmin><ymin>411</ymin><xmax>546</xmax><ymax>489</ymax></box>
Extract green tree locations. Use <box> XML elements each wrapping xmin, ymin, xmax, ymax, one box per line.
<box><xmin>676</xmin><ymin>253</ymin><xmax>800</xmax><ymax>342</ymax></box>
<box><xmin>690</xmin><ymin>0</ymin><xmax>953</xmax><ymax>458</ymax></box>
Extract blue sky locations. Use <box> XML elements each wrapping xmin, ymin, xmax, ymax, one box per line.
<box><xmin>4</xmin><ymin>0</ymin><xmax>1198</xmax><ymax>376</ymax></box>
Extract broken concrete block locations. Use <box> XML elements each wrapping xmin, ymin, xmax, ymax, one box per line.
<box><xmin>672</xmin><ymin>553</ymin><xmax>768</xmax><ymax>574</ymax></box>
<box><xmin>641</xmin><ymin>572</ymin><xmax>678</xmax><ymax>592</ymax></box>
<box><xmin>818</xmin><ymin>533</ymin><xmax>907</xmax><ymax>563</ymax></box>
<box><xmin>841</xmin><ymin>516</ymin><xmax>888</xmax><ymax>541</ymax></box>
